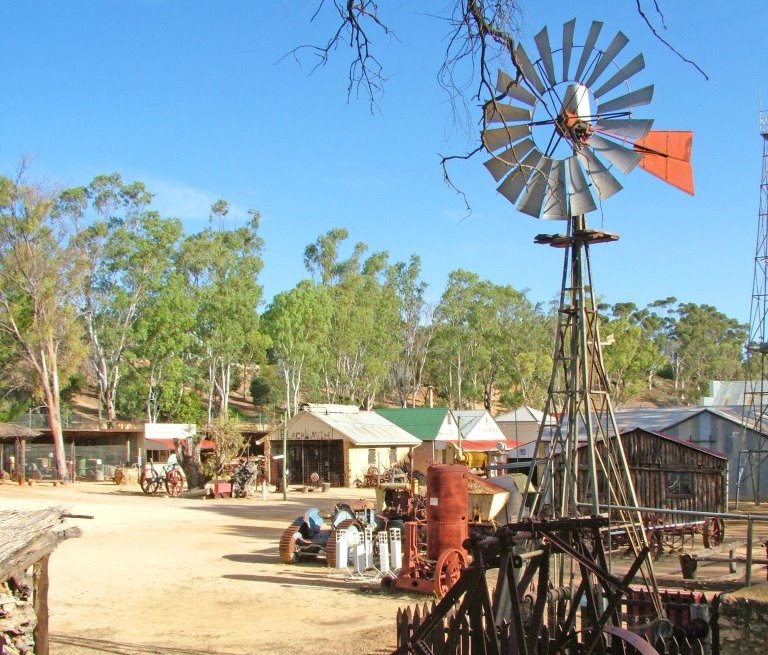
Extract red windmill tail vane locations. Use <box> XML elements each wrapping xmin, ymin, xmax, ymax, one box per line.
<box><xmin>633</xmin><ymin>131</ymin><xmax>694</xmax><ymax>195</ymax></box>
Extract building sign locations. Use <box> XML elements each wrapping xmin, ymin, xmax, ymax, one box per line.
<box><xmin>289</xmin><ymin>430</ymin><xmax>333</xmax><ymax>441</ymax></box>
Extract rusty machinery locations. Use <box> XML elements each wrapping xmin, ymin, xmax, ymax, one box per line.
<box><xmin>389</xmin><ymin>464</ymin><xmax>469</xmax><ymax>597</ymax></box>
<box><xmin>397</xmin><ymin>516</ymin><xmax>669</xmax><ymax>655</ymax></box>
<box><xmin>279</xmin><ymin>483</ymin><xmax>425</xmax><ymax>567</ymax></box>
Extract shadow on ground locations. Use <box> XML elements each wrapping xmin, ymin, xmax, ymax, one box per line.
<box><xmin>50</xmin><ymin>634</ymin><xmax>241</xmax><ymax>655</ymax></box>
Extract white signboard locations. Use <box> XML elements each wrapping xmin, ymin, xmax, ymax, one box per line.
<box><xmin>144</xmin><ymin>423</ymin><xmax>196</xmax><ymax>439</ymax></box>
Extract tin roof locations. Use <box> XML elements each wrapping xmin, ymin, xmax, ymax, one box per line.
<box><xmin>496</xmin><ymin>406</ymin><xmax>556</xmax><ymax>425</ymax></box>
<box><xmin>0</xmin><ymin>423</ymin><xmax>41</xmax><ymax>440</ymax></box>
<box><xmin>374</xmin><ymin>408</ymin><xmax>448</xmax><ymax>441</ymax></box>
<box><xmin>298</xmin><ymin>405</ymin><xmax>421</xmax><ymax>447</ymax></box>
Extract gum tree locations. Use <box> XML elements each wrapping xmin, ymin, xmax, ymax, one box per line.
<box><xmin>0</xmin><ymin>168</ymin><xmax>86</xmax><ymax>481</ymax></box>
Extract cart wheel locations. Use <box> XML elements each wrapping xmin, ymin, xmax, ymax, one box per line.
<box><xmin>433</xmin><ymin>549</ymin><xmax>467</xmax><ymax>598</ymax></box>
<box><xmin>703</xmin><ymin>517</ymin><xmax>725</xmax><ymax>549</ymax></box>
<box><xmin>165</xmin><ymin>469</ymin><xmax>184</xmax><ymax>497</ymax></box>
<box><xmin>140</xmin><ymin>474</ymin><xmax>159</xmax><ymax>495</ymax></box>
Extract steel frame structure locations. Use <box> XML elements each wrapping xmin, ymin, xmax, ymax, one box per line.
<box><xmin>738</xmin><ymin>110</ymin><xmax>768</xmax><ymax>506</ymax></box>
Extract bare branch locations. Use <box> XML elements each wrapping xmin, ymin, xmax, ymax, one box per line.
<box><xmin>281</xmin><ymin>0</ymin><xmax>394</xmax><ymax>111</ymax></box>
<box><xmin>635</xmin><ymin>0</ymin><xmax>708</xmax><ymax>80</ymax></box>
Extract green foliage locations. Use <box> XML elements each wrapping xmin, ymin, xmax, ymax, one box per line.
<box><xmin>201</xmin><ymin>417</ymin><xmax>246</xmax><ymax>480</ymax></box>
<box><xmin>429</xmin><ymin>270</ymin><xmax>552</xmax><ymax>410</ymax></box>
<box><xmin>674</xmin><ymin>302</ymin><xmax>747</xmax><ymax>397</ymax></box>
<box><xmin>60</xmin><ymin>372</ymin><xmax>87</xmax><ymax>404</ymax></box>
<box><xmin>179</xmin><ymin>207</ymin><xmax>269</xmax><ymax>419</ymax></box>
<box><xmin>250</xmin><ymin>368</ymin><xmax>278</xmax><ymax>408</ymax></box>
<box><xmin>0</xmin><ymin>168</ymin><xmax>87</xmax><ymax>478</ymax></box>
<box><xmin>601</xmin><ymin>303</ymin><xmax>666</xmax><ymax>405</ymax></box>
<box><xmin>263</xmin><ymin>279</ymin><xmax>333</xmax><ymax>415</ymax></box>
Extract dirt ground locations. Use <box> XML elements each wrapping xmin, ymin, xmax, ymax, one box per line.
<box><xmin>5</xmin><ymin>481</ymin><xmax>768</xmax><ymax>655</ymax></box>
<box><xmin>2</xmin><ymin>480</ymin><xmax>414</xmax><ymax>655</ymax></box>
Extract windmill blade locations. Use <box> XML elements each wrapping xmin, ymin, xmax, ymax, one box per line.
<box><xmin>561</xmin><ymin>19</ymin><xmax>576</xmax><ymax>82</ymax></box>
<box><xmin>583</xmin><ymin>31</ymin><xmax>629</xmax><ymax>88</ymax></box>
<box><xmin>483</xmin><ymin>101</ymin><xmax>532</xmax><ymax>124</ymax></box>
<box><xmin>592</xmin><ymin>54</ymin><xmax>645</xmax><ymax>99</ymax></box>
<box><xmin>587</xmin><ymin>134</ymin><xmax>641</xmax><ymax>174</ymax></box>
<box><xmin>593</xmin><ymin>118</ymin><xmax>654</xmax><ymax>141</ymax></box>
<box><xmin>514</xmin><ymin>43</ymin><xmax>547</xmax><ymax>96</ymax></box>
<box><xmin>483</xmin><ymin>138</ymin><xmax>536</xmax><ymax>181</ymax></box>
<box><xmin>496</xmin><ymin>69</ymin><xmax>537</xmax><ymax>107</ymax></box>
<box><xmin>497</xmin><ymin>149</ymin><xmax>543</xmax><ymax>205</ymax></box>
<box><xmin>574</xmin><ymin>21</ymin><xmax>603</xmax><ymax>82</ymax></box>
<box><xmin>597</xmin><ymin>85</ymin><xmax>654</xmax><ymax>114</ymax></box>
<box><xmin>542</xmin><ymin>159</ymin><xmax>569</xmax><ymax>219</ymax></box>
<box><xmin>482</xmin><ymin>124</ymin><xmax>532</xmax><ymax>152</ymax></box>
<box><xmin>566</xmin><ymin>156</ymin><xmax>596</xmax><ymax>215</ymax></box>
<box><xmin>534</xmin><ymin>26</ymin><xmax>557</xmax><ymax>88</ymax></box>
<box><xmin>577</xmin><ymin>148</ymin><xmax>623</xmax><ymax>200</ymax></box>
<box><xmin>518</xmin><ymin>157</ymin><xmax>554</xmax><ymax>218</ymax></box>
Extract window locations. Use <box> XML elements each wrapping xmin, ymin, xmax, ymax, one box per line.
<box><xmin>368</xmin><ymin>449</ymin><xmax>376</xmax><ymax>466</ymax></box>
<box><xmin>667</xmin><ymin>471</ymin><xmax>693</xmax><ymax>497</ymax></box>
<box><xmin>389</xmin><ymin>447</ymin><xmax>397</xmax><ymax>465</ymax></box>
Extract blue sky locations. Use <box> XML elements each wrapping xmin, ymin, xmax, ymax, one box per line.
<box><xmin>1</xmin><ymin>1</ymin><xmax>766</xmax><ymax>324</ymax></box>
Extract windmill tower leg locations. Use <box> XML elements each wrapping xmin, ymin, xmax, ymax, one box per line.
<box><xmin>522</xmin><ymin>215</ymin><xmax>664</xmax><ymax>622</ymax></box>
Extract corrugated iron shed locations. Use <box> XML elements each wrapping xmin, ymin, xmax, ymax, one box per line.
<box><xmin>300</xmin><ymin>405</ymin><xmax>420</xmax><ymax>447</ymax></box>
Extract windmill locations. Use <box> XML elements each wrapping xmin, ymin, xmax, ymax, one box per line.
<box><xmin>480</xmin><ymin>18</ymin><xmax>694</xmax><ymax>634</ymax></box>
<box><xmin>739</xmin><ymin>111</ymin><xmax>768</xmax><ymax>506</ymax></box>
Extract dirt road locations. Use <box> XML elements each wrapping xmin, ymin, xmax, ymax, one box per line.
<box><xmin>2</xmin><ymin>481</ymin><xmax>414</xmax><ymax>655</ymax></box>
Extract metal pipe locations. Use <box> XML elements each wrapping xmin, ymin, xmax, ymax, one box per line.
<box><xmin>578</xmin><ymin>501</ymin><xmax>768</xmax><ymax>522</ymax></box>
<box><xmin>746</xmin><ymin>520</ymin><xmax>755</xmax><ymax>586</ymax></box>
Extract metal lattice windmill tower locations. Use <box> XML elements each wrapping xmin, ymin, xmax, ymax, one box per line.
<box><xmin>739</xmin><ymin>111</ymin><xmax>768</xmax><ymax>505</ymax></box>
<box><xmin>480</xmin><ymin>19</ymin><xmax>694</xmax><ymax>616</ymax></box>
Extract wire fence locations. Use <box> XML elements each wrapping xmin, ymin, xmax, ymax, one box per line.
<box><xmin>2</xmin><ymin>441</ymin><xmax>127</xmax><ymax>482</ymax></box>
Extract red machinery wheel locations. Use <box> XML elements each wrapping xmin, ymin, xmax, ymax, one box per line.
<box><xmin>702</xmin><ymin>517</ymin><xmax>725</xmax><ymax>549</ymax></box>
<box><xmin>165</xmin><ymin>469</ymin><xmax>184</xmax><ymax>497</ymax></box>
<box><xmin>326</xmin><ymin>519</ymin><xmax>363</xmax><ymax>568</ymax></box>
<box><xmin>279</xmin><ymin>522</ymin><xmax>301</xmax><ymax>564</ymax></box>
<box><xmin>433</xmin><ymin>548</ymin><xmax>467</xmax><ymax>598</ymax></box>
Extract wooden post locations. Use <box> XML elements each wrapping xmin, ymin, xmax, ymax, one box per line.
<box><xmin>17</xmin><ymin>436</ymin><xmax>27</xmax><ymax>485</ymax></box>
<box><xmin>33</xmin><ymin>554</ymin><xmax>50</xmax><ymax>655</ymax></box>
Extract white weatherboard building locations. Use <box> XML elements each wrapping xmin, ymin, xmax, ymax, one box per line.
<box><xmin>269</xmin><ymin>404</ymin><xmax>420</xmax><ymax>487</ymax></box>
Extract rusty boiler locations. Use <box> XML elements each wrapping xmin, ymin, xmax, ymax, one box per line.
<box><xmin>390</xmin><ymin>464</ymin><xmax>470</xmax><ymax>597</ymax></box>
<box><xmin>426</xmin><ymin>464</ymin><xmax>469</xmax><ymax>560</ymax></box>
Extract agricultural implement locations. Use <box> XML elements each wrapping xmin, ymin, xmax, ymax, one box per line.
<box><xmin>608</xmin><ymin>513</ymin><xmax>725</xmax><ymax>560</ymax></box>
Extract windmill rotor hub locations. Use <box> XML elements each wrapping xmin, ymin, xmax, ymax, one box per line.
<box><xmin>555</xmin><ymin>110</ymin><xmax>592</xmax><ymax>145</ymax></box>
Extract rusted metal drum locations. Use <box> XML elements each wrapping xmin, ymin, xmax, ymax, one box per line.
<box><xmin>426</xmin><ymin>464</ymin><xmax>468</xmax><ymax>560</ymax></box>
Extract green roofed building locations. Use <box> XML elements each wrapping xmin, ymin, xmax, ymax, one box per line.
<box><xmin>375</xmin><ymin>407</ymin><xmax>519</xmax><ymax>475</ymax></box>
<box><xmin>375</xmin><ymin>408</ymin><xmax>449</xmax><ymax>474</ymax></box>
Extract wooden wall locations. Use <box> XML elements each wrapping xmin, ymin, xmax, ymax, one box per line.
<box><xmin>556</xmin><ymin>428</ymin><xmax>726</xmax><ymax>521</ymax></box>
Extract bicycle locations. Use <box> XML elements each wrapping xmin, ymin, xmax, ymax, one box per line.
<box><xmin>140</xmin><ymin>460</ymin><xmax>185</xmax><ymax>497</ymax></box>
